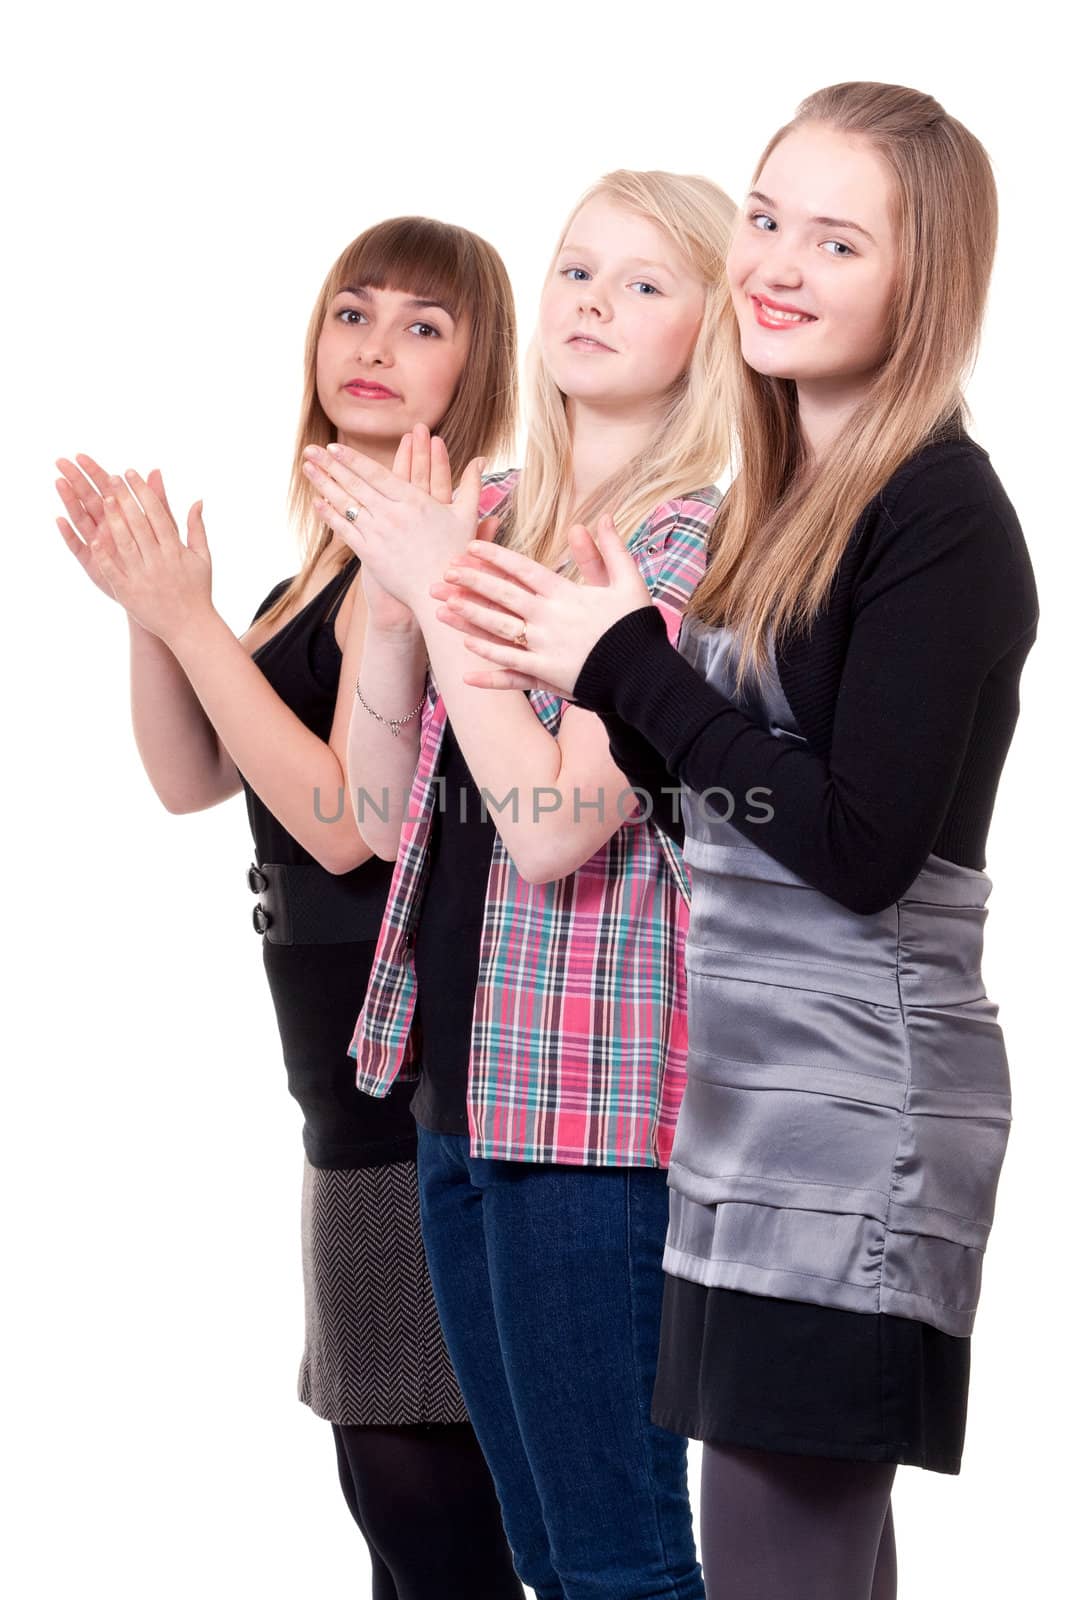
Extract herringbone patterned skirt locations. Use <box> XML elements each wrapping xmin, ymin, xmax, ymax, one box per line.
<box><xmin>298</xmin><ymin>1157</ymin><xmax>471</xmax><ymax>1425</ymax></box>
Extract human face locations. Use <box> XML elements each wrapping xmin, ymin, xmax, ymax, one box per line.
<box><xmin>539</xmin><ymin>194</ymin><xmax>705</xmax><ymax>417</ymax></box>
<box><xmin>726</xmin><ymin>123</ymin><xmax>898</xmax><ymax>410</ymax></box>
<box><xmin>315</xmin><ymin>283</ymin><xmax>470</xmax><ymax>449</ymax></box>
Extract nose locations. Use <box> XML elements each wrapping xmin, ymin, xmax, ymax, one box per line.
<box><xmin>354</xmin><ymin>329</ymin><xmax>391</xmax><ymax>367</ymax></box>
<box><xmin>576</xmin><ymin>279</ymin><xmax>612</xmax><ymax>320</ymax></box>
<box><xmin>762</xmin><ymin>250</ymin><xmax>804</xmax><ymax>291</ymax></box>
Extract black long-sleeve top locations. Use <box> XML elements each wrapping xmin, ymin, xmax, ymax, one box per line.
<box><xmin>574</xmin><ymin>436</ymin><xmax>1039</xmax><ymax>916</ymax></box>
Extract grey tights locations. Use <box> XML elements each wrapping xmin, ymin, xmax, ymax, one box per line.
<box><xmin>699</xmin><ymin>1442</ymin><xmax>898</xmax><ymax>1600</ymax></box>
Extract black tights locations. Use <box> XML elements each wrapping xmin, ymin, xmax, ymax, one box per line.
<box><xmin>700</xmin><ymin>1443</ymin><xmax>898</xmax><ymax>1600</ymax></box>
<box><xmin>331</xmin><ymin>1420</ymin><xmax>525</xmax><ymax>1600</ymax></box>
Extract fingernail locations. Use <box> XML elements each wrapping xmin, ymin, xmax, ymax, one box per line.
<box><xmin>326</xmin><ymin>442</ymin><xmax>341</xmax><ymax>454</ymax></box>
<box><xmin>445</xmin><ymin>568</ymin><xmax>460</xmax><ymax>581</ymax></box>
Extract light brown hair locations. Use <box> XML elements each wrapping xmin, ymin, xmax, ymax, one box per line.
<box><xmin>260</xmin><ymin>216</ymin><xmax>517</xmax><ymax>630</ymax></box>
<box><xmin>690</xmin><ymin>82</ymin><xmax>998</xmax><ymax>691</ymax></box>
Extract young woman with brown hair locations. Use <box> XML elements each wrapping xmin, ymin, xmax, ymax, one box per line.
<box><xmin>54</xmin><ymin>216</ymin><xmax>524</xmax><ymax>1599</ymax></box>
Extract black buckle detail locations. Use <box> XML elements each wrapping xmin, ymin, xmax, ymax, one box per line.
<box><xmin>247</xmin><ymin>862</ymin><xmax>269</xmax><ymax>894</ymax></box>
<box><xmin>252</xmin><ymin>902</ymin><xmax>272</xmax><ymax>934</ymax></box>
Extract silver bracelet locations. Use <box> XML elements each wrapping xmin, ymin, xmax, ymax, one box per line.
<box><xmin>355</xmin><ymin>680</ymin><xmax>426</xmax><ymax>738</ymax></box>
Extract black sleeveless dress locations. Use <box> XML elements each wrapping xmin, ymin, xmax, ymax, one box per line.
<box><xmin>238</xmin><ymin>554</ymin><xmax>469</xmax><ymax>1426</ymax></box>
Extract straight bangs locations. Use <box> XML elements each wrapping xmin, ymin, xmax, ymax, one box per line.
<box><xmin>326</xmin><ymin>216</ymin><xmax>472</xmax><ymax>322</ymax></box>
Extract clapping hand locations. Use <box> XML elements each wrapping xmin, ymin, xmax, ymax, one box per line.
<box><xmin>56</xmin><ymin>454</ymin><xmax>212</xmax><ymax>645</ymax></box>
<box><xmin>301</xmin><ymin>428</ymin><xmax>488</xmax><ymax>610</ymax></box>
<box><xmin>430</xmin><ymin>515</ymin><xmax>653</xmax><ymax>697</ymax></box>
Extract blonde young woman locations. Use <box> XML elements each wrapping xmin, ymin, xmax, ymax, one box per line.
<box><xmin>301</xmin><ymin>171</ymin><xmax>735</xmax><ymax>1599</ymax></box>
<box><xmin>54</xmin><ymin>218</ymin><xmax>526</xmax><ymax>1600</ymax></box>
<box><xmin>443</xmin><ymin>86</ymin><xmax>1039</xmax><ymax>1600</ymax></box>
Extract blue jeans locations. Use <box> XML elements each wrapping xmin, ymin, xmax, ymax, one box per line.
<box><xmin>415</xmin><ymin>1127</ymin><xmax>705</xmax><ymax>1600</ymax></box>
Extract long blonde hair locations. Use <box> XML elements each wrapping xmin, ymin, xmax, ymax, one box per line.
<box><xmin>504</xmin><ymin>170</ymin><xmax>737</xmax><ymax>572</ymax></box>
<box><xmin>261</xmin><ymin>216</ymin><xmax>518</xmax><ymax>631</ymax></box>
<box><xmin>690</xmin><ymin>82</ymin><xmax>999</xmax><ymax>692</ymax></box>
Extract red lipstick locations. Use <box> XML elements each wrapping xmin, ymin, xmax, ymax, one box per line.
<box><xmin>750</xmin><ymin>293</ymin><xmax>817</xmax><ymax>330</ymax></box>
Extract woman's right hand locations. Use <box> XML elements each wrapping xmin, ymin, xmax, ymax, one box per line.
<box><xmin>55</xmin><ymin>453</ymin><xmax>170</xmax><ymax>608</ymax></box>
<box><xmin>359</xmin><ymin>424</ymin><xmax>462</xmax><ymax>634</ymax></box>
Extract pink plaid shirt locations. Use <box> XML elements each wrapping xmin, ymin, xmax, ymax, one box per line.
<box><xmin>348</xmin><ymin>471</ymin><xmax>719</xmax><ymax>1166</ymax></box>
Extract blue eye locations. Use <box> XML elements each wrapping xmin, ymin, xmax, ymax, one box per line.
<box><xmin>630</xmin><ymin>281</ymin><xmax>660</xmax><ymax>295</ymax></box>
<box><xmin>822</xmin><ymin>240</ymin><xmax>856</xmax><ymax>257</ymax></box>
<box><xmin>749</xmin><ymin>212</ymin><xmax>778</xmax><ymax>232</ymax></box>
<box><xmin>561</xmin><ymin>266</ymin><xmax>591</xmax><ymax>282</ymax></box>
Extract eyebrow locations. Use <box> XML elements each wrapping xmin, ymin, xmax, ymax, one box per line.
<box><xmin>558</xmin><ymin>243</ymin><xmax>674</xmax><ymax>275</ymax></box>
<box><xmin>747</xmin><ymin>192</ymin><xmax>877</xmax><ymax>245</ymax></box>
<box><xmin>335</xmin><ymin>284</ymin><xmax>457</xmax><ymax>319</ymax></box>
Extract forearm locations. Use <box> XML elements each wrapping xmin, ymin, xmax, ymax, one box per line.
<box><xmin>167</xmin><ymin>609</ymin><xmax>371</xmax><ymax>873</ymax></box>
<box><xmin>128</xmin><ymin>616</ymin><xmax>240</xmax><ymax>812</ymax></box>
<box><xmin>597</xmin><ymin>709</ymin><xmax>685</xmax><ymax>846</ymax></box>
<box><xmin>416</xmin><ymin>598</ymin><xmax>614</xmax><ymax>881</ymax></box>
<box><xmin>347</xmin><ymin>621</ymin><xmax>428</xmax><ymax>859</ymax></box>
<box><xmin>572</xmin><ymin>594</ymin><xmax>1024</xmax><ymax>916</ymax></box>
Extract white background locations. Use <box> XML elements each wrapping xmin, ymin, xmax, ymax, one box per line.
<box><xmin>5</xmin><ymin>2</ymin><xmax>1071</xmax><ymax>1594</ymax></box>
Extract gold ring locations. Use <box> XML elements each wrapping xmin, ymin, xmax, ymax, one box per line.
<box><xmin>513</xmin><ymin>625</ymin><xmax>528</xmax><ymax>648</ymax></box>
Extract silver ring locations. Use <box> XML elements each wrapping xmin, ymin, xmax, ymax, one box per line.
<box><xmin>344</xmin><ymin>505</ymin><xmax>361</xmax><ymax>524</ymax></box>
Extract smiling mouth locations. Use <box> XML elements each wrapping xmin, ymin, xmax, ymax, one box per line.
<box><xmin>750</xmin><ymin>294</ymin><xmax>817</xmax><ymax>329</ymax></box>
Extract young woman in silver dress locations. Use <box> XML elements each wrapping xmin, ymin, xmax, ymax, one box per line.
<box><xmin>437</xmin><ymin>83</ymin><xmax>1038</xmax><ymax>1600</ymax></box>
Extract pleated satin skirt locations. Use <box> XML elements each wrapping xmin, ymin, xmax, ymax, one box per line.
<box><xmin>653</xmin><ymin>837</ymin><xmax>1011</xmax><ymax>1473</ymax></box>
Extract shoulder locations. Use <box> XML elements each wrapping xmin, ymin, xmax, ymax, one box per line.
<box><xmin>632</xmin><ymin>483</ymin><xmax>720</xmax><ymax>573</ymax></box>
<box><xmin>855</xmin><ymin>436</ymin><xmax>1031</xmax><ymax>577</ymax></box>
<box><xmin>250</xmin><ymin>575</ymin><xmax>293</xmax><ymax>626</ymax></box>
<box><xmin>638</xmin><ymin>483</ymin><xmax>723</xmax><ymax>548</ymax></box>
<box><xmin>878</xmin><ymin>435</ymin><xmax>1018</xmax><ymax>531</ymax></box>
<box><xmin>851</xmin><ymin>435</ymin><xmax>1038</xmax><ymax>640</ymax></box>
<box><xmin>631</xmin><ymin>484</ymin><xmax>719</xmax><ymax>612</ymax></box>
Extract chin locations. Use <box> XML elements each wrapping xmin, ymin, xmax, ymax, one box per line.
<box><xmin>741</xmin><ymin>347</ymin><xmax>793</xmax><ymax>382</ymax></box>
<box><xmin>550</xmin><ymin>367</ymin><xmax>620</xmax><ymax>404</ymax></box>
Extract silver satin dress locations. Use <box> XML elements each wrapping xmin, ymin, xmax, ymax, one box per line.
<box><xmin>663</xmin><ymin>615</ymin><xmax>1013</xmax><ymax>1342</ymax></box>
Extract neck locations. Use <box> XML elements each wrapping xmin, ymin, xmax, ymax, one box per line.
<box><xmin>337</xmin><ymin>427</ymin><xmax>398</xmax><ymax>471</ymax></box>
<box><xmin>794</xmin><ymin>376</ymin><xmax>873</xmax><ymax>470</ymax></box>
<box><xmin>565</xmin><ymin>394</ymin><xmax>665</xmax><ymax>512</ymax></box>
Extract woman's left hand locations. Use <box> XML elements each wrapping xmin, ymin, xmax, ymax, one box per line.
<box><xmin>302</xmin><ymin>440</ymin><xmax>486</xmax><ymax>608</ymax></box>
<box><xmin>434</xmin><ymin>514</ymin><xmax>652</xmax><ymax>697</ymax></box>
<box><xmin>91</xmin><ymin>469</ymin><xmax>215</xmax><ymax>646</ymax></box>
